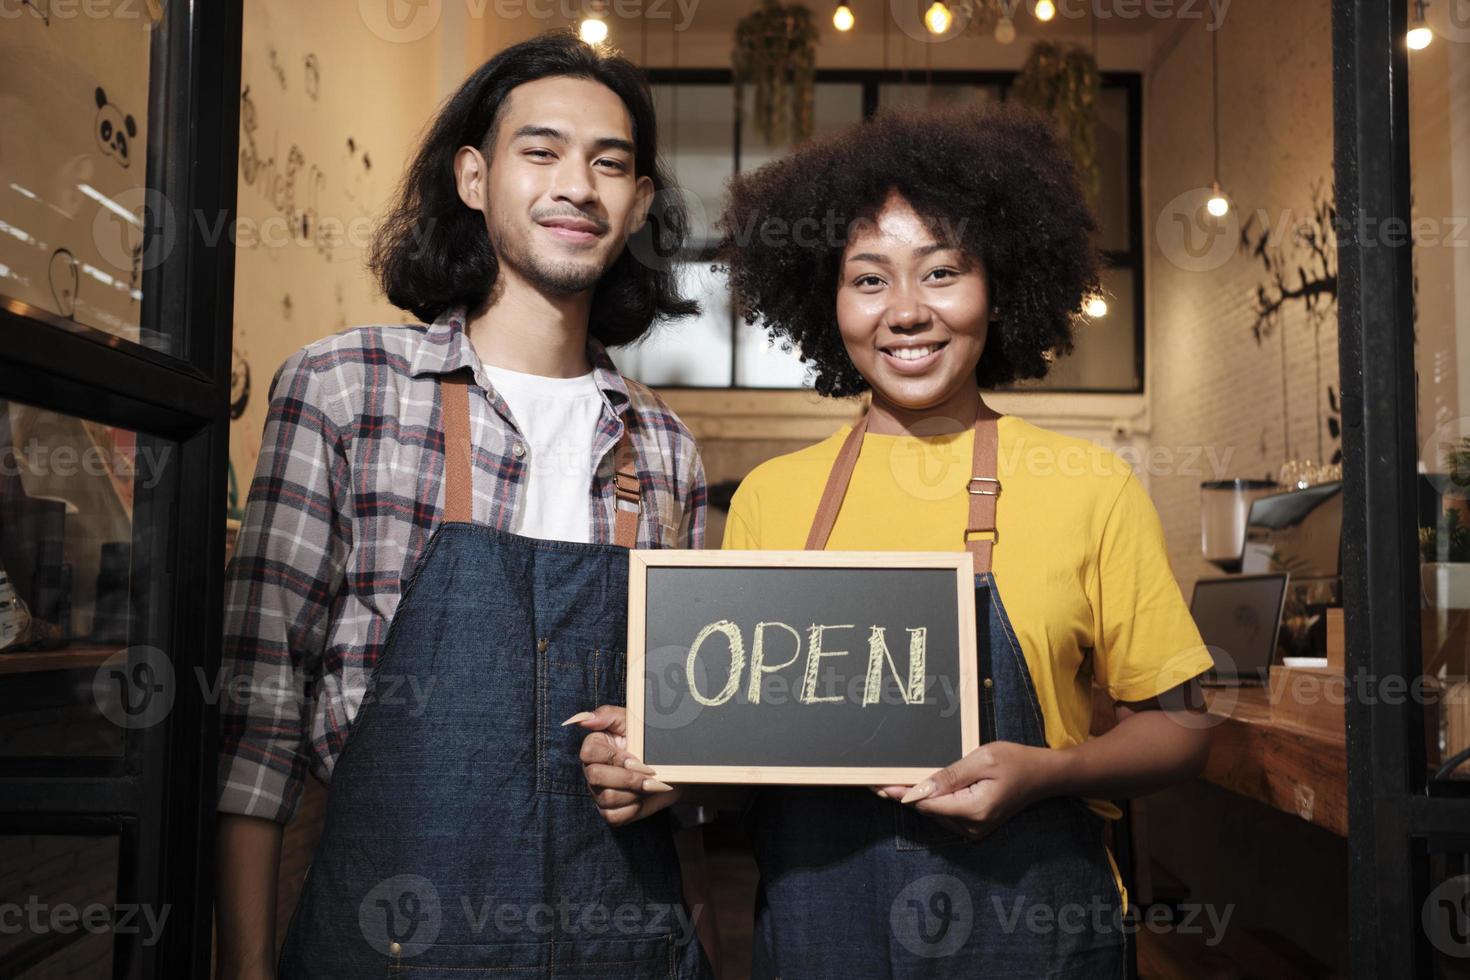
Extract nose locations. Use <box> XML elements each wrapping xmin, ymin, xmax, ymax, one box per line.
<box><xmin>550</xmin><ymin>157</ymin><xmax>599</xmax><ymax>211</ymax></box>
<box><xmin>884</xmin><ymin>282</ymin><xmax>930</xmax><ymax>332</ymax></box>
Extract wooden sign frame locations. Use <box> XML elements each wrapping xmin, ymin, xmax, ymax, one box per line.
<box><xmin>626</xmin><ymin>550</ymin><xmax>979</xmax><ymax>785</ymax></box>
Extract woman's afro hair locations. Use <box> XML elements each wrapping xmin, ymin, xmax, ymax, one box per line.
<box><xmin>716</xmin><ymin>102</ymin><xmax>1100</xmax><ymax>397</ymax></box>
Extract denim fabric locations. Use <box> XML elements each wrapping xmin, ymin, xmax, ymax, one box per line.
<box><xmin>278</xmin><ymin>523</ymin><xmax>712</xmax><ymax>979</ymax></box>
<box><xmin>746</xmin><ymin>574</ymin><xmax>1127</xmax><ymax>979</ymax></box>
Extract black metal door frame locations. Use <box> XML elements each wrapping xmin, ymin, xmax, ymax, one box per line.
<box><xmin>0</xmin><ymin>0</ymin><xmax>242</xmax><ymax>977</ymax></box>
<box><xmin>1335</xmin><ymin>0</ymin><xmax>1470</xmax><ymax>974</ymax></box>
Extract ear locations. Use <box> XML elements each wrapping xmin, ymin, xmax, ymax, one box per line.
<box><xmin>125</xmin><ymin>115</ymin><xmax>136</xmax><ymax>138</ymax></box>
<box><xmin>627</xmin><ymin>175</ymin><xmax>655</xmax><ymax>235</ymax></box>
<box><xmin>453</xmin><ymin>145</ymin><xmax>488</xmax><ymax>211</ymax></box>
<box><xmin>95</xmin><ymin>86</ymin><xmax>107</xmax><ymax>108</ymax></box>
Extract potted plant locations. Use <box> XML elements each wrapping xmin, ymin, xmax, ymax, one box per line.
<box><xmin>1442</xmin><ymin>436</ymin><xmax>1470</xmax><ymax>527</ymax></box>
<box><xmin>732</xmin><ymin>0</ymin><xmax>818</xmax><ymax>147</ymax></box>
<box><xmin>1421</xmin><ymin>508</ymin><xmax>1470</xmax><ymax>609</ymax></box>
<box><xmin>1012</xmin><ymin>42</ymin><xmax>1102</xmax><ymax>201</ymax></box>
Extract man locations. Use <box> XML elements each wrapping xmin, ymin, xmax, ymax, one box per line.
<box><xmin>215</xmin><ymin>33</ymin><xmax>711</xmax><ymax>979</ymax></box>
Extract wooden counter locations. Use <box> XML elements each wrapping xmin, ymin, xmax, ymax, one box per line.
<box><xmin>1092</xmin><ymin>684</ymin><xmax>1348</xmax><ymax>837</ymax></box>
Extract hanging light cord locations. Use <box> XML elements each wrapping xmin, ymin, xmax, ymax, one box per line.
<box><xmin>1212</xmin><ymin>26</ymin><xmax>1221</xmax><ymax>182</ymax></box>
<box><xmin>924</xmin><ymin>19</ymin><xmax>932</xmax><ymax>95</ymax></box>
<box><xmin>671</xmin><ymin>9</ymin><xmax>678</xmax><ymax>159</ymax></box>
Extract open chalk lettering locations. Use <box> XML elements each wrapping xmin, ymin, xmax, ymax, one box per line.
<box><xmin>684</xmin><ymin>620</ymin><xmax>928</xmax><ymax>707</ymax></box>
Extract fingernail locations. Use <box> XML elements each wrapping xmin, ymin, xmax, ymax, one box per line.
<box><xmin>643</xmin><ymin>779</ymin><xmax>674</xmax><ymax>793</ymax></box>
<box><xmin>901</xmin><ymin>780</ymin><xmax>935</xmax><ymax>805</ymax></box>
<box><xmin>613</xmin><ymin>735</ymin><xmax>627</xmax><ymax>750</ymax></box>
<box><xmin>624</xmin><ymin>758</ymin><xmax>656</xmax><ymax>775</ymax></box>
<box><xmin>561</xmin><ymin>712</ymin><xmax>595</xmax><ymax>727</ymax></box>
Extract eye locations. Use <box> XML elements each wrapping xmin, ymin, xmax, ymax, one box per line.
<box><xmin>595</xmin><ymin>158</ymin><xmax>628</xmax><ymax>173</ymax></box>
<box><xmin>926</xmin><ymin>267</ymin><xmax>960</xmax><ymax>281</ymax></box>
<box><xmin>853</xmin><ymin>273</ymin><xmax>885</xmax><ymax>289</ymax></box>
<box><xmin>524</xmin><ymin>148</ymin><xmax>555</xmax><ymax>161</ymax></box>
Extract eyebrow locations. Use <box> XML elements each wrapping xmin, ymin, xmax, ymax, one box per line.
<box><xmin>845</xmin><ymin>243</ymin><xmax>952</xmax><ymax>265</ymax></box>
<box><xmin>510</xmin><ymin>125</ymin><xmax>635</xmax><ymax>156</ymax></box>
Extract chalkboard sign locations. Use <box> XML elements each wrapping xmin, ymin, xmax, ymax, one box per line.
<box><xmin>626</xmin><ymin>551</ymin><xmax>979</xmax><ymax>785</ymax></box>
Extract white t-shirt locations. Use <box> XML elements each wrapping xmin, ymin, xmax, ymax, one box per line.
<box><xmin>480</xmin><ymin>362</ymin><xmax>604</xmax><ymax>543</ymax></box>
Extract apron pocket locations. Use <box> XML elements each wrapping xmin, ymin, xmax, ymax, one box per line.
<box><xmin>537</xmin><ymin>642</ymin><xmax>611</xmax><ymax>796</ymax></box>
<box><xmin>390</xmin><ymin>940</ymin><xmax>551</xmax><ymax>977</ymax></box>
<box><xmin>893</xmin><ymin>804</ymin><xmax>976</xmax><ymax>851</ymax></box>
<box><xmin>552</xmin><ymin>935</ymin><xmax>676</xmax><ymax>979</ymax></box>
<box><xmin>388</xmin><ymin>936</ymin><xmax>676</xmax><ymax>979</ymax></box>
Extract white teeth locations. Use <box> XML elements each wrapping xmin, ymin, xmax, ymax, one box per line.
<box><xmin>888</xmin><ymin>345</ymin><xmax>939</xmax><ymax>361</ymax></box>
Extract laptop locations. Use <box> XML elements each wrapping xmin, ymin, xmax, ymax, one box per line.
<box><xmin>1189</xmin><ymin>573</ymin><xmax>1290</xmax><ymax>686</ymax></box>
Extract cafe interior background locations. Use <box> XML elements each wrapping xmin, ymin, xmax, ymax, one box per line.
<box><xmin>0</xmin><ymin>0</ymin><xmax>1467</xmax><ymax>976</ymax></box>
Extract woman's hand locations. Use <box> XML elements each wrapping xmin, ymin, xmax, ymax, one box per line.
<box><xmin>875</xmin><ymin>740</ymin><xmax>1057</xmax><ymax>840</ymax></box>
<box><xmin>876</xmin><ymin>686</ymin><xmax>1215</xmax><ymax>840</ymax></box>
<box><xmin>569</xmin><ymin>705</ymin><xmax>681</xmax><ymax>826</ymax></box>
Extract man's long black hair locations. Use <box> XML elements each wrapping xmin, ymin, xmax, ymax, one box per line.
<box><xmin>370</xmin><ymin>31</ymin><xmax>697</xmax><ymax>345</ymax></box>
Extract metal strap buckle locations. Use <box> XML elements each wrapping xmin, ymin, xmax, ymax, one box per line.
<box><xmin>967</xmin><ymin>477</ymin><xmax>1002</xmax><ymax>496</ymax></box>
<box><xmin>614</xmin><ymin>470</ymin><xmax>640</xmax><ymax>504</ymax></box>
<box><xmin>965</xmin><ymin>528</ymin><xmax>999</xmax><ymax>544</ymax></box>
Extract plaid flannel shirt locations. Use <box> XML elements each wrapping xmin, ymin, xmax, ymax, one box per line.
<box><xmin>217</xmin><ymin>307</ymin><xmax>707</xmax><ymax>822</ymax></box>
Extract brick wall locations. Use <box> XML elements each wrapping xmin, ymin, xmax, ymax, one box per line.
<box><xmin>1144</xmin><ymin>0</ymin><xmax>1337</xmax><ymax>591</ymax></box>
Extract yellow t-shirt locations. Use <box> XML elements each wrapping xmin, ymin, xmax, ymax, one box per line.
<box><xmin>722</xmin><ymin>415</ymin><xmax>1213</xmax><ymax>850</ymax></box>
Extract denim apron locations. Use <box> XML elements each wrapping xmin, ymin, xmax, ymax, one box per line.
<box><xmin>279</xmin><ymin>372</ymin><xmax>711</xmax><ymax>979</ymax></box>
<box><xmin>746</xmin><ymin>410</ymin><xmax>1127</xmax><ymax>979</ymax></box>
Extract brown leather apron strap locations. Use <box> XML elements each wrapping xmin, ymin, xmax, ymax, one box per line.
<box><xmin>612</xmin><ymin>431</ymin><xmax>640</xmax><ymax>549</ymax></box>
<box><xmin>441</xmin><ymin>372</ymin><xmax>473</xmax><ymax>524</ymax></box>
<box><xmin>440</xmin><ymin>371</ymin><xmax>642</xmax><ymax>542</ymax></box>
<box><xmin>964</xmin><ymin>414</ymin><xmax>1001</xmax><ymax>575</ymax></box>
<box><xmin>804</xmin><ymin>408</ymin><xmax>1002</xmax><ymax>573</ymax></box>
<box><xmin>803</xmin><ymin>413</ymin><xmax>869</xmax><ymax>551</ymax></box>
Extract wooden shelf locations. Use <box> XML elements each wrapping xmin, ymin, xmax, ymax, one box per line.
<box><xmin>0</xmin><ymin>645</ymin><xmax>119</xmax><ymax>676</ymax></box>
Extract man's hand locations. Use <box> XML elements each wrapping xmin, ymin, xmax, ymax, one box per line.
<box><xmin>569</xmin><ymin>705</ymin><xmax>681</xmax><ymax>826</ymax></box>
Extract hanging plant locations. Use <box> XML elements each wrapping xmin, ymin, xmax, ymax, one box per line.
<box><xmin>732</xmin><ymin>0</ymin><xmax>818</xmax><ymax>147</ymax></box>
<box><xmin>1012</xmin><ymin>42</ymin><xmax>1102</xmax><ymax>200</ymax></box>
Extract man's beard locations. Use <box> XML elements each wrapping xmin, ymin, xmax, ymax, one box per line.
<box><xmin>491</xmin><ymin>217</ymin><xmax>609</xmax><ymax>297</ymax></box>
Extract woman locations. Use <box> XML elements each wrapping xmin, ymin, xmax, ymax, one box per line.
<box><xmin>577</xmin><ymin>103</ymin><xmax>1216</xmax><ymax>977</ymax></box>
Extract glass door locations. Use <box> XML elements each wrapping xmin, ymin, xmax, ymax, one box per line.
<box><xmin>0</xmin><ymin>1</ymin><xmax>242</xmax><ymax>977</ymax></box>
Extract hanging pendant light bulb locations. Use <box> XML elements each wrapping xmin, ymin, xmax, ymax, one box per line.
<box><xmin>1035</xmin><ymin>0</ymin><xmax>1057</xmax><ymax>22</ymax></box>
<box><xmin>579</xmin><ymin>3</ymin><xmax>609</xmax><ymax>44</ymax></box>
<box><xmin>924</xmin><ymin>1</ymin><xmax>953</xmax><ymax>34</ymax></box>
<box><xmin>1085</xmin><ymin>295</ymin><xmax>1109</xmax><ymax>318</ymax></box>
<box><xmin>1206</xmin><ymin>29</ymin><xmax>1231</xmax><ymax>218</ymax></box>
<box><xmin>1207</xmin><ymin>180</ymin><xmax>1231</xmax><ymax>218</ymax></box>
<box><xmin>995</xmin><ymin>16</ymin><xmax>1016</xmax><ymax>43</ymax></box>
<box><xmin>833</xmin><ymin>2</ymin><xmax>855</xmax><ymax>31</ymax></box>
<box><xmin>1408</xmin><ymin>0</ymin><xmax>1434</xmax><ymax>48</ymax></box>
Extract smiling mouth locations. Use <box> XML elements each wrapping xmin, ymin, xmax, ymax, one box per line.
<box><xmin>879</xmin><ymin>340</ymin><xmax>949</xmax><ymax>366</ymax></box>
<box><xmin>537</xmin><ymin>218</ymin><xmax>605</xmax><ymax>245</ymax></box>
